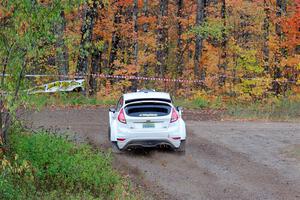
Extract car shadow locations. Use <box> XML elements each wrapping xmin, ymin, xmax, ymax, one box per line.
<box><xmin>123</xmin><ymin>146</ymin><xmax>183</xmax><ymax>157</ymax></box>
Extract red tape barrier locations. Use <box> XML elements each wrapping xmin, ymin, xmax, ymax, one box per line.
<box><xmin>2</xmin><ymin>73</ymin><xmax>299</xmax><ymax>84</ymax></box>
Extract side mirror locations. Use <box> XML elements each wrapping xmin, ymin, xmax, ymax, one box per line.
<box><xmin>109</xmin><ymin>108</ymin><xmax>116</xmax><ymax>113</ymax></box>
<box><xmin>176</xmin><ymin>106</ymin><xmax>183</xmax><ymax>112</ymax></box>
<box><xmin>176</xmin><ymin>106</ymin><xmax>183</xmax><ymax>116</ymax></box>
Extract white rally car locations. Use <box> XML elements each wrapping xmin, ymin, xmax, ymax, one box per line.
<box><xmin>108</xmin><ymin>90</ymin><xmax>186</xmax><ymax>152</ymax></box>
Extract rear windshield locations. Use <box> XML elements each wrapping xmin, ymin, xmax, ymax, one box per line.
<box><xmin>125</xmin><ymin>98</ymin><xmax>171</xmax><ymax>104</ymax></box>
<box><xmin>125</xmin><ymin>102</ymin><xmax>171</xmax><ymax>117</ymax></box>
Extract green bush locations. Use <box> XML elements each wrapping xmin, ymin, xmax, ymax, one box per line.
<box><xmin>28</xmin><ymin>93</ymin><xmax>117</xmax><ymax>108</ymax></box>
<box><xmin>1</xmin><ymin>132</ymin><xmax>139</xmax><ymax>200</ymax></box>
<box><xmin>0</xmin><ymin>155</ymin><xmax>36</xmax><ymax>200</ymax></box>
<box><xmin>192</xmin><ymin>97</ymin><xmax>209</xmax><ymax>108</ymax></box>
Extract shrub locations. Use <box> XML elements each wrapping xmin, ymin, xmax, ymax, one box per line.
<box><xmin>2</xmin><ymin>131</ymin><xmax>139</xmax><ymax>199</ymax></box>
<box><xmin>190</xmin><ymin>91</ymin><xmax>210</xmax><ymax>108</ymax></box>
<box><xmin>0</xmin><ymin>155</ymin><xmax>35</xmax><ymax>200</ymax></box>
<box><xmin>192</xmin><ymin>97</ymin><xmax>209</xmax><ymax>108</ymax></box>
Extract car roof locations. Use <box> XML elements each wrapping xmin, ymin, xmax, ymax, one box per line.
<box><xmin>123</xmin><ymin>91</ymin><xmax>171</xmax><ymax>102</ymax></box>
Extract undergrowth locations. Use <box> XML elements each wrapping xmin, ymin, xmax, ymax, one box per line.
<box><xmin>226</xmin><ymin>97</ymin><xmax>300</xmax><ymax>121</ymax></box>
<box><xmin>0</xmin><ymin>130</ymin><xmax>140</xmax><ymax>200</ymax></box>
<box><xmin>27</xmin><ymin>93</ymin><xmax>116</xmax><ymax>109</ymax></box>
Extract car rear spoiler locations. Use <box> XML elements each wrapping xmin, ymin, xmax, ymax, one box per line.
<box><xmin>125</xmin><ymin>98</ymin><xmax>172</xmax><ymax>104</ymax></box>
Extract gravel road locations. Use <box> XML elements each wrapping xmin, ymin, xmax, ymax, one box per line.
<box><xmin>23</xmin><ymin>108</ymin><xmax>300</xmax><ymax>200</ymax></box>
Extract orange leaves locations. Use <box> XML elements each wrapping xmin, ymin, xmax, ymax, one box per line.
<box><xmin>116</xmin><ymin>0</ymin><xmax>133</xmax><ymax>6</ymax></box>
<box><xmin>114</xmin><ymin>60</ymin><xmax>140</xmax><ymax>75</ymax></box>
<box><xmin>281</xmin><ymin>15</ymin><xmax>300</xmax><ymax>53</ymax></box>
<box><xmin>201</xmin><ymin>42</ymin><xmax>219</xmax><ymax>74</ymax></box>
<box><xmin>138</xmin><ymin>16</ymin><xmax>156</xmax><ymax>27</ymax></box>
<box><xmin>0</xmin><ymin>3</ymin><xmax>13</xmax><ymax>22</ymax></box>
<box><xmin>281</xmin><ymin>55</ymin><xmax>300</xmax><ymax>68</ymax></box>
<box><xmin>138</xmin><ymin>51</ymin><xmax>156</xmax><ymax>65</ymax></box>
<box><xmin>0</xmin><ymin>5</ymin><xmax>7</xmax><ymax>19</ymax></box>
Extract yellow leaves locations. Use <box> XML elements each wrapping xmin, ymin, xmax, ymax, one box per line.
<box><xmin>114</xmin><ymin>61</ymin><xmax>140</xmax><ymax>75</ymax></box>
<box><xmin>19</xmin><ymin>21</ymin><xmax>29</xmax><ymax>36</ymax></box>
<box><xmin>1</xmin><ymin>154</ymin><xmax>33</xmax><ymax>182</ymax></box>
<box><xmin>191</xmin><ymin>91</ymin><xmax>208</xmax><ymax>101</ymax></box>
<box><xmin>1</xmin><ymin>157</ymin><xmax>10</xmax><ymax>168</ymax></box>
<box><xmin>126</xmin><ymin>64</ymin><xmax>140</xmax><ymax>74</ymax></box>
<box><xmin>233</xmin><ymin>77</ymin><xmax>273</xmax><ymax>101</ymax></box>
<box><xmin>138</xmin><ymin>52</ymin><xmax>156</xmax><ymax>65</ymax></box>
<box><xmin>296</xmin><ymin>63</ymin><xmax>300</xmax><ymax>71</ymax></box>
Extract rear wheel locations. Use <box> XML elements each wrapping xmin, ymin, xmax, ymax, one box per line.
<box><xmin>176</xmin><ymin>140</ymin><xmax>186</xmax><ymax>153</ymax></box>
<box><xmin>111</xmin><ymin>142</ymin><xmax>123</xmax><ymax>154</ymax></box>
<box><xmin>108</xmin><ymin>127</ymin><xmax>111</xmax><ymax>141</ymax></box>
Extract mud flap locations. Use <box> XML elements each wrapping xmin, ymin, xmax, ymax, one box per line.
<box><xmin>175</xmin><ymin>140</ymin><xmax>186</xmax><ymax>153</ymax></box>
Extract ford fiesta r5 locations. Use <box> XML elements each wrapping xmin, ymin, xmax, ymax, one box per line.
<box><xmin>108</xmin><ymin>90</ymin><xmax>186</xmax><ymax>153</ymax></box>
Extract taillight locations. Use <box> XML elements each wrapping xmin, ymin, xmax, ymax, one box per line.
<box><xmin>170</xmin><ymin>107</ymin><xmax>179</xmax><ymax>123</ymax></box>
<box><xmin>118</xmin><ymin>108</ymin><xmax>126</xmax><ymax>124</ymax></box>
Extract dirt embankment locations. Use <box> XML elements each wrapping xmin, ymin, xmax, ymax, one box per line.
<box><xmin>23</xmin><ymin>108</ymin><xmax>300</xmax><ymax>200</ymax></box>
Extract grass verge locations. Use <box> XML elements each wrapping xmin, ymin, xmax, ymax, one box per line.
<box><xmin>28</xmin><ymin>92</ymin><xmax>300</xmax><ymax>121</ymax></box>
<box><xmin>27</xmin><ymin>93</ymin><xmax>116</xmax><ymax>109</ymax></box>
<box><xmin>226</xmin><ymin>98</ymin><xmax>300</xmax><ymax>121</ymax></box>
<box><xmin>1</xmin><ymin>130</ymin><xmax>141</xmax><ymax>200</ymax></box>
<box><xmin>174</xmin><ymin>97</ymin><xmax>222</xmax><ymax>109</ymax></box>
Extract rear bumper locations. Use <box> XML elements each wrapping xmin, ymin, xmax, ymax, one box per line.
<box><xmin>111</xmin><ymin>119</ymin><xmax>186</xmax><ymax>150</ymax></box>
<box><xmin>118</xmin><ymin>138</ymin><xmax>181</xmax><ymax>150</ymax></box>
<box><xmin>122</xmin><ymin>139</ymin><xmax>176</xmax><ymax>149</ymax></box>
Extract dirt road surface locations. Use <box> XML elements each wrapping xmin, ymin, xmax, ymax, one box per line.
<box><xmin>23</xmin><ymin>108</ymin><xmax>300</xmax><ymax>200</ymax></box>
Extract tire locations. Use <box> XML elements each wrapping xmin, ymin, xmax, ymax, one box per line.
<box><xmin>111</xmin><ymin>142</ymin><xmax>123</xmax><ymax>154</ymax></box>
<box><xmin>176</xmin><ymin>140</ymin><xmax>186</xmax><ymax>153</ymax></box>
<box><xmin>108</xmin><ymin>127</ymin><xmax>111</xmax><ymax>141</ymax></box>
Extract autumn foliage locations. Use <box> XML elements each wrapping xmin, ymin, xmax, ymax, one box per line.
<box><xmin>1</xmin><ymin>0</ymin><xmax>300</xmax><ymax>101</ymax></box>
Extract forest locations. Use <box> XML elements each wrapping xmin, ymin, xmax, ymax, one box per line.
<box><xmin>0</xmin><ymin>0</ymin><xmax>299</xmax><ymax>100</ymax></box>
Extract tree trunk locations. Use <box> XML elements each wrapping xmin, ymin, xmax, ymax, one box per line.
<box><xmin>0</xmin><ymin>60</ymin><xmax>7</xmax><ymax>146</ymax></box>
<box><xmin>143</xmin><ymin>0</ymin><xmax>149</xmax><ymax>76</ymax></box>
<box><xmin>109</xmin><ymin>4</ymin><xmax>122</xmax><ymax>76</ymax></box>
<box><xmin>133</xmin><ymin>0</ymin><xmax>138</xmax><ymax>65</ymax></box>
<box><xmin>141</xmin><ymin>0</ymin><xmax>150</xmax><ymax>87</ymax></box>
<box><xmin>219</xmin><ymin>0</ymin><xmax>227</xmax><ymax>86</ymax></box>
<box><xmin>131</xmin><ymin>0</ymin><xmax>139</xmax><ymax>91</ymax></box>
<box><xmin>273</xmin><ymin>0</ymin><xmax>287</xmax><ymax>95</ymax></box>
<box><xmin>55</xmin><ymin>11</ymin><xmax>69</xmax><ymax>80</ymax></box>
<box><xmin>194</xmin><ymin>0</ymin><xmax>206</xmax><ymax>80</ymax></box>
<box><xmin>0</xmin><ymin>46</ymin><xmax>12</xmax><ymax>146</ymax></box>
<box><xmin>3</xmin><ymin>58</ymin><xmax>27</xmax><ymax>145</ymax></box>
<box><xmin>0</xmin><ymin>100</ymin><xmax>3</xmax><ymax>147</ymax></box>
<box><xmin>76</xmin><ymin>1</ymin><xmax>98</xmax><ymax>76</ymax></box>
<box><xmin>262</xmin><ymin>0</ymin><xmax>270</xmax><ymax>73</ymax></box>
<box><xmin>143</xmin><ymin>0</ymin><xmax>149</xmax><ymax>33</ymax></box>
<box><xmin>176</xmin><ymin>0</ymin><xmax>184</xmax><ymax>78</ymax></box>
<box><xmin>89</xmin><ymin>36</ymin><xmax>103</xmax><ymax>96</ymax></box>
<box><xmin>175</xmin><ymin>0</ymin><xmax>184</xmax><ymax>90</ymax></box>
<box><xmin>156</xmin><ymin>0</ymin><xmax>169</xmax><ymax>78</ymax></box>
